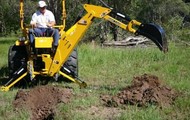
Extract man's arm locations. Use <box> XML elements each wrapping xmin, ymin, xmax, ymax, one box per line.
<box><xmin>47</xmin><ymin>10</ymin><xmax>56</xmax><ymax>27</ymax></box>
<box><xmin>30</xmin><ymin>13</ymin><xmax>37</xmax><ymax>27</ymax></box>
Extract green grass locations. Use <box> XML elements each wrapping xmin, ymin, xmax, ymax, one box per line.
<box><xmin>0</xmin><ymin>38</ymin><xmax>16</xmax><ymax>67</ymax></box>
<box><xmin>0</xmin><ymin>37</ymin><xmax>15</xmax><ymax>77</ymax></box>
<box><xmin>0</xmin><ymin>37</ymin><xmax>190</xmax><ymax>119</ymax></box>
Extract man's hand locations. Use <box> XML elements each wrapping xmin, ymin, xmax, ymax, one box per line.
<box><xmin>46</xmin><ymin>23</ymin><xmax>52</xmax><ymax>27</ymax></box>
<box><xmin>47</xmin><ymin>21</ymin><xmax>55</xmax><ymax>27</ymax></box>
<box><xmin>30</xmin><ymin>21</ymin><xmax>37</xmax><ymax>28</ymax></box>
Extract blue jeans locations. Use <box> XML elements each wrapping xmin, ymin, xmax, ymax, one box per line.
<box><xmin>29</xmin><ymin>28</ymin><xmax>59</xmax><ymax>46</ymax></box>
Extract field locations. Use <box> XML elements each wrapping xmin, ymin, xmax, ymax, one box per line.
<box><xmin>0</xmin><ymin>37</ymin><xmax>190</xmax><ymax>120</ymax></box>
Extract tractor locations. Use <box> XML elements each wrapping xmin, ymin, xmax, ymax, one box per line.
<box><xmin>1</xmin><ymin>0</ymin><xmax>168</xmax><ymax>91</ymax></box>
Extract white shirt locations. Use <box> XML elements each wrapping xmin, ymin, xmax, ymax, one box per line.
<box><xmin>30</xmin><ymin>9</ymin><xmax>55</xmax><ymax>28</ymax></box>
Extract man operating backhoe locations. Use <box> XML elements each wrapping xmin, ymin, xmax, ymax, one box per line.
<box><xmin>0</xmin><ymin>0</ymin><xmax>167</xmax><ymax>92</ymax></box>
<box><xmin>28</xmin><ymin>0</ymin><xmax>59</xmax><ymax>49</ymax></box>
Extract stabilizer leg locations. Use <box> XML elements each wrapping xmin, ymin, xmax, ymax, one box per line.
<box><xmin>59</xmin><ymin>71</ymin><xmax>87</xmax><ymax>88</ymax></box>
<box><xmin>1</xmin><ymin>64</ymin><xmax>27</xmax><ymax>91</ymax></box>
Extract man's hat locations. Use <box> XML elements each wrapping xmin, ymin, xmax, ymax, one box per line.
<box><xmin>38</xmin><ymin>1</ymin><xmax>47</xmax><ymax>8</ymax></box>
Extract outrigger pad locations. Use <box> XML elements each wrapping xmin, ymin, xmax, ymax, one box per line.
<box><xmin>136</xmin><ymin>23</ymin><xmax>168</xmax><ymax>52</ymax></box>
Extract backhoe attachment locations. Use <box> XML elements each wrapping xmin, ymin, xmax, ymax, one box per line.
<box><xmin>105</xmin><ymin>13</ymin><xmax>168</xmax><ymax>52</ymax></box>
<box><xmin>99</xmin><ymin>0</ymin><xmax>168</xmax><ymax>52</ymax></box>
<box><xmin>136</xmin><ymin>23</ymin><xmax>168</xmax><ymax>52</ymax></box>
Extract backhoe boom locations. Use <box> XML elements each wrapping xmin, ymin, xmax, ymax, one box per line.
<box><xmin>49</xmin><ymin>4</ymin><xmax>167</xmax><ymax>76</ymax></box>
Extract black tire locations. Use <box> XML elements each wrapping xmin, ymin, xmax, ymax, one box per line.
<box><xmin>59</xmin><ymin>48</ymin><xmax>78</xmax><ymax>80</ymax></box>
<box><xmin>8</xmin><ymin>45</ymin><xmax>28</xmax><ymax>87</ymax></box>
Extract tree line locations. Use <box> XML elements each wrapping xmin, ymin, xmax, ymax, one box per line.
<box><xmin>0</xmin><ymin>0</ymin><xmax>190</xmax><ymax>41</ymax></box>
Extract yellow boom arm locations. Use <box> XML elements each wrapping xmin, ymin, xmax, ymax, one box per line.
<box><xmin>48</xmin><ymin>4</ymin><xmax>142</xmax><ymax>76</ymax></box>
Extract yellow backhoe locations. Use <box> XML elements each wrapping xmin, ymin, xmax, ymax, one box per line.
<box><xmin>1</xmin><ymin>0</ymin><xmax>168</xmax><ymax>91</ymax></box>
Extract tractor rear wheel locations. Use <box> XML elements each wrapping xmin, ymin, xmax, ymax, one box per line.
<box><xmin>8</xmin><ymin>45</ymin><xmax>28</xmax><ymax>86</ymax></box>
<box><xmin>59</xmin><ymin>48</ymin><xmax>78</xmax><ymax>81</ymax></box>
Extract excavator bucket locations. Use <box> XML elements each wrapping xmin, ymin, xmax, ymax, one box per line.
<box><xmin>136</xmin><ymin>23</ymin><xmax>168</xmax><ymax>52</ymax></box>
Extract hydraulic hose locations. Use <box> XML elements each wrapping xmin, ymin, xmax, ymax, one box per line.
<box><xmin>98</xmin><ymin>0</ymin><xmax>131</xmax><ymax>22</ymax></box>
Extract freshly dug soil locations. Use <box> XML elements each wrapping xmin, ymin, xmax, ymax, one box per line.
<box><xmin>101</xmin><ymin>74</ymin><xmax>178</xmax><ymax>107</ymax></box>
<box><xmin>13</xmin><ymin>85</ymin><xmax>73</xmax><ymax>120</ymax></box>
<box><xmin>12</xmin><ymin>74</ymin><xmax>178</xmax><ymax>119</ymax></box>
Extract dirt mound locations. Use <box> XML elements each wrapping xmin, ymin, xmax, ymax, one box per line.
<box><xmin>13</xmin><ymin>85</ymin><xmax>73</xmax><ymax>120</ymax></box>
<box><xmin>101</xmin><ymin>74</ymin><xmax>178</xmax><ymax>107</ymax></box>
